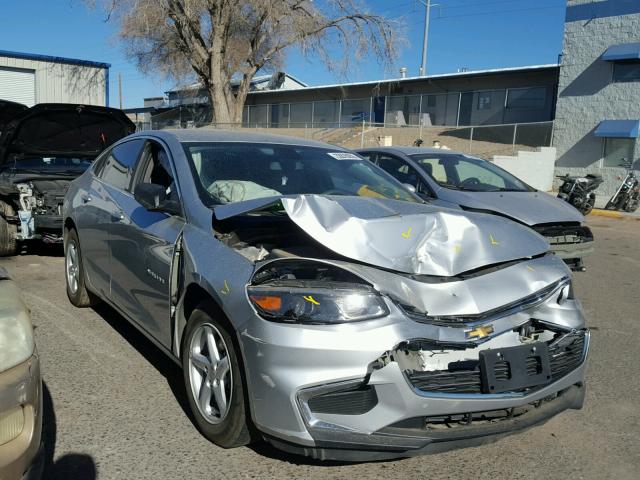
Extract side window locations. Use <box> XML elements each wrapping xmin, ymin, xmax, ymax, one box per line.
<box><xmin>416</xmin><ymin>158</ymin><xmax>448</xmax><ymax>183</ymax></box>
<box><xmin>377</xmin><ymin>154</ymin><xmax>420</xmax><ymax>188</ymax></box>
<box><xmin>134</xmin><ymin>141</ymin><xmax>179</xmax><ymax>203</ymax></box>
<box><xmin>358</xmin><ymin>152</ymin><xmax>375</xmax><ymax>161</ymax></box>
<box><xmin>98</xmin><ymin>139</ymin><xmax>145</xmax><ymax>191</ymax></box>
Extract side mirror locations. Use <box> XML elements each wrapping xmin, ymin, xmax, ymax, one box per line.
<box><xmin>403</xmin><ymin>183</ymin><xmax>417</xmax><ymax>193</ymax></box>
<box><xmin>134</xmin><ymin>182</ymin><xmax>181</xmax><ymax>216</ymax></box>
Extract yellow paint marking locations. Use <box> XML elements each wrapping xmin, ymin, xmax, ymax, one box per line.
<box><xmin>489</xmin><ymin>234</ymin><xmax>499</xmax><ymax>246</ymax></box>
<box><xmin>526</xmin><ymin>265</ymin><xmax>535</xmax><ymax>272</ymax></box>
<box><xmin>221</xmin><ymin>280</ymin><xmax>231</xmax><ymax>295</ymax></box>
<box><xmin>453</xmin><ymin>244</ymin><xmax>461</xmax><ymax>254</ymax></box>
<box><xmin>401</xmin><ymin>227</ymin><xmax>413</xmax><ymax>239</ymax></box>
<box><xmin>303</xmin><ymin>295</ymin><xmax>320</xmax><ymax>305</ymax></box>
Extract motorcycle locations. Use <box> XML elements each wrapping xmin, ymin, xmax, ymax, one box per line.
<box><xmin>605</xmin><ymin>159</ymin><xmax>639</xmax><ymax>213</ymax></box>
<box><xmin>556</xmin><ymin>172</ymin><xmax>604</xmax><ymax>215</ymax></box>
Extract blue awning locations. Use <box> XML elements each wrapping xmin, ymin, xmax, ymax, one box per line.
<box><xmin>602</xmin><ymin>42</ymin><xmax>640</xmax><ymax>61</ymax></box>
<box><xmin>594</xmin><ymin>120</ymin><xmax>640</xmax><ymax>138</ymax></box>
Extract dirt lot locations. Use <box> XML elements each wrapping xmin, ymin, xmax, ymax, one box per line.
<box><xmin>1</xmin><ymin>216</ymin><xmax>639</xmax><ymax>480</ymax></box>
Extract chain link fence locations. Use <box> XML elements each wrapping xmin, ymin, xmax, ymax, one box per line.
<box><xmin>147</xmin><ymin>108</ymin><xmax>553</xmax><ymax>160</ymax></box>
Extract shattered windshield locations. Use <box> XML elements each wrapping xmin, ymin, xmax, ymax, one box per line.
<box><xmin>183</xmin><ymin>142</ymin><xmax>419</xmax><ymax>205</ymax></box>
<box><xmin>410</xmin><ymin>153</ymin><xmax>533</xmax><ymax>192</ymax></box>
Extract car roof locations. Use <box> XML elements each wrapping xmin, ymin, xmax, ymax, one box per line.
<box><xmin>357</xmin><ymin>146</ymin><xmax>468</xmax><ymax>156</ymax></box>
<box><xmin>131</xmin><ymin>129</ymin><xmax>348</xmax><ymax>150</ymax></box>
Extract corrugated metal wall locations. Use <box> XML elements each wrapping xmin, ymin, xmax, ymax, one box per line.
<box><xmin>0</xmin><ymin>56</ymin><xmax>107</xmax><ymax>106</ymax></box>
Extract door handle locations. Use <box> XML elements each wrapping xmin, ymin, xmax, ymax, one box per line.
<box><xmin>81</xmin><ymin>194</ymin><xmax>92</xmax><ymax>203</ymax></box>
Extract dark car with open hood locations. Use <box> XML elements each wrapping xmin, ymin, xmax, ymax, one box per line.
<box><xmin>0</xmin><ymin>101</ymin><xmax>134</xmax><ymax>256</ymax></box>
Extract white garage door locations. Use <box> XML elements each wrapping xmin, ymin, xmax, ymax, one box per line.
<box><xmin>0</xmin><ymin>68</ymin><xmax>36</xmax><ymax>107</ymax></box>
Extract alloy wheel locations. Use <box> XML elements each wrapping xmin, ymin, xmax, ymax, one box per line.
<box><xmin>188</xmin><ymin>323</ymin><xmax>233</xmax><ymax>424</ymax></box>
<box><xmin>66</xmin><ymin>241</ymin><xmax>79</xmax><ymax>295</ymax></box>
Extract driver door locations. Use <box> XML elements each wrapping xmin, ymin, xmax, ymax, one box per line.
<box><xmin>108</xmin><ymin>139</ymin><xmax>184</xmax><ymax>348</ymax></box>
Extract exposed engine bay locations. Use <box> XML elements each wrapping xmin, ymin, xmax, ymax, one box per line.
<box><xmin>13</xmin><ymin>179</ymin><xmax>71</xmax><ymax>242</ymax></box>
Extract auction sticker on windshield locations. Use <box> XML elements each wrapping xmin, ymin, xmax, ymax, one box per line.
<box><xmin>327</xmin><ymin>152</ymin><xmax>361</xmax><ymax>160</ymax></box>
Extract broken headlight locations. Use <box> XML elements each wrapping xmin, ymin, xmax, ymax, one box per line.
<box><xmin>247</xmin><ymin>283</ymin><xmax>389</xmax><ymax>324</ymax></box>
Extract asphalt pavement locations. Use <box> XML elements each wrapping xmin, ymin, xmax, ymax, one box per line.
<box><xmin>1</xmin><ymin>215</ymin><xmax>638</xmax><ymax>479</ymax></box>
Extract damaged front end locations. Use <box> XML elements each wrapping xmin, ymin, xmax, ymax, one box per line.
<box><xmin>215</xmin><ymin>195</ymin><xmax>588</xmax><ymax>461</ymax></box>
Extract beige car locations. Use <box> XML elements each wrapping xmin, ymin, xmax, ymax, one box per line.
<box><xmin>0</xmin><ymin>268</ymin><xmax>43</xmax><ymax>480</ymax></box>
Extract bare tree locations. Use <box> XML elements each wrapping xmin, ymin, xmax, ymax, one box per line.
<box><xmin>89</xmin><ymin>0</ymin><xmax>399</xmax><ymax>124</ymax></box>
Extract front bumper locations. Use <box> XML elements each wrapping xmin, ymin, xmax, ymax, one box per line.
<box><xmin>269</xmin><ymin>384</ymin><xmax>585</xmax><ymax>461</ymax></box>
<box><xmin>0</xmin><ymin>355</ymin><xmax>43</xmax><ymax>480</ymax></box>
<box><xmin>240</xmin><ymin>308</ymin><xmax>588</xmax><ymax>461</ymax></box>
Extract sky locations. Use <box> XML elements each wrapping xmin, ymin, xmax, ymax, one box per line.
<box><xmin>0</xmin><ymin>0</ymin><xmax>567</xmax><ymax>108</ymax></box>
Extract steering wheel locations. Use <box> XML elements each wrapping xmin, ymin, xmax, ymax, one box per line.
<box><xmin>321</xmin><ymin>188</ymin><xmax>352</xmax><ymax>196</ymax></box>
<box><xmin>460</xmin><ymin>177</ymin><xmax>481</xmax><ymax>188</ymax></box>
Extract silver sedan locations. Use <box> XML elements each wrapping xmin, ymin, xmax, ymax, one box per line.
<box><xmin>63</xmin><ymin>130</ymin><xmax>589</xmax><ymax>461</ymax></box>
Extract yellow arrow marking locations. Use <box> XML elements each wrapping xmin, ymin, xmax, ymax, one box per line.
<box><xmin>220</xmin><ymin>280</ymin><xmax>230</xmax><ymax>295</ymax></box>
<box><xmin>489</xmin><ymin>234</ymin><xmax>499</xmax><ymax>246</ymax></box>
<box><xmin>303</xmin><ymin>295</ymin><xmax>320</xmax><ymax>305</ymax></box>
<box><xmin>401</xmin><ymin>227</ymin><xmax>413</xmax><ymax>239</ymax></box>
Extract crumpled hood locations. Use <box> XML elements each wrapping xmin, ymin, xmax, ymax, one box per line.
<box><xmin>438</xmin><ymin>189</ymin><xmax>584</xmax><ymax>225</ymax></box>
<box><xmin>0</xmin><ymin>103</ymin><xmax>135</xmax><ymax>164</ymax></box>
<box><xmin>216</xmin><ymin>195</ymin><xmax>550</xmax><ymax>277</ymax></box>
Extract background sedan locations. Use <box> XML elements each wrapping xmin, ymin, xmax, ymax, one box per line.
<box><xmin>357</xmin><ymin>146</ymin><xmax>594</xmax><ymax>271</ymax></box>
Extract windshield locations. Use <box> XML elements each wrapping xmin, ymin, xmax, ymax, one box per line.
<box><xmin>410</xmin><ymin>153</ymin><xmax>533</xmax><ymax>192</ymax></box>
<box><xmin>2</xmin><ymin>156</ymin><xmax>93</xmax><ymax>172</ymax></box>
<box><xmin>183</xmin><ymin>142</ymin><xmax>419</xmax><ymax>205</ymax></box>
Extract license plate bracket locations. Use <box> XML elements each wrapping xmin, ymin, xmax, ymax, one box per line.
<box><xmin>480</xmin><ymin>342</ymin><xmax>551</xmax><ymax>394</ymax></box>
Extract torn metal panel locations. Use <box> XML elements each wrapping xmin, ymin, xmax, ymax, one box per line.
<box><xmin>280</xmin><ymin>195</ymin><xmax>549</xmax><ymax>277</ymax></box>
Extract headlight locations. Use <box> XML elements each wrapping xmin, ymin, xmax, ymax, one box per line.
<box><xmin>247</xmin><ymin>283</ymin><xmax>389</xmax><ymax>324</ymax></box>
<box><xmin>0</xmin><ymin>281</ymin><xmax>35</xmax><ymax>373</ymax></box>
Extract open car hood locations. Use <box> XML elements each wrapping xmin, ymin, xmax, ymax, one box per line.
<box><xmin>0</xmin><ymin>100</ymin><xmax>28</xmax><ymax>133</ymax></box>
<box><xmin>214</xmin><ymin>195</ymin><xmax>550</xmax><ymax>277</ymax></box>
<box><xmin>0</xmin><ymin>103</ymin><xmax>135</xmax><ymax>164</ymax></box>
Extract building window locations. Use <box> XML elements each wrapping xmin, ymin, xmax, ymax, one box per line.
<box><xmin>602</xmin><ymin>138</ymin><xmax>636</xmax><ymax>167</ymax></box>
<box><xmin>477</xmin><ymin>92</ymin><xmax>492</xmax><ymax>110</ymax></box>
<box><xmin>505</xmin><ymin>87</ymin><xmax>547</xmax><ymax>109</ymax></box>
<box><xmin>612</xmin><ymin>62</ymin><xmax>640</xmax><ymax>83</ymax></box>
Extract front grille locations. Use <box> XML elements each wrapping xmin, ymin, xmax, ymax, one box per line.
<box><xmin>407</xmin><ymin>330</ymin><xmax>586</xmax><ymax>395</ymax></box>
<box><xmin>532</xmin><ymin>224</ymin><xmax>593</xmax><ymax>245</ymax></box>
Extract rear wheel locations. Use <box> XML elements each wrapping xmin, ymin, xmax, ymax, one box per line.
<box><xmin>64</xmin><ymin>228</ymin><xmax>99</xmax><ymax>307</ymax></box>
<box><xmin>0</xmin><ymin>201</ymin><xmax>18</xmax><ymax>257</ymax></box>
<box><xmin>182</xmin><ymin>304</ymin><xmax>251</xmax><ymax>448</ymax></box>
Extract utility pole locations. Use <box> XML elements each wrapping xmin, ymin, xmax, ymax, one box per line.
<box><xmin>418</xmin><ymin>0</ymin><xmax>437</xmax><ymax>76</ymax></box>
<box><xmin>118</xmin><ymin>73</ymin><xmax>123</xmax><ymax>109</ymax></box>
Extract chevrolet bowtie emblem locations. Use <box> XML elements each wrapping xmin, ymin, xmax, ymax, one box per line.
<box><xmin>465</xmin><ymin>325</ymin><xmax>495</xmax><ymax>339</ymax></box>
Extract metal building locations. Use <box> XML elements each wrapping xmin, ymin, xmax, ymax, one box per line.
<box><xmin>0</xmin><ymin>50</ymin><xmax>109</xmax><ymax>107</ymax></box>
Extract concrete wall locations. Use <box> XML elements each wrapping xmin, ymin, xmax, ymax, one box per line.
<box><xmin>553</xmin><ymin>0</ymin><xmax>640</xmax><ymax>197</ymax></box>
<box><xmin>493</xmin><ymin>147</ymin><xmax>557</xmax><ymax>192</ymax></box>
<box><xmin>0</xmin><ymin>55</ymin><xmax>107</xmax><ymax>106</ymax></box>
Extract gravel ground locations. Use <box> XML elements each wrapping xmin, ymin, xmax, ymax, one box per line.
<box><xmin>1</xmin><ymin>215</ymin><xmax>638</xmax><ymax>480</ymax></box>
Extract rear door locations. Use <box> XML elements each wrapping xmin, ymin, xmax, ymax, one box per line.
<box><xmin>76</xmin><ymin>139</ymin><xmax>144</xmax><ymax>297</ymax></box>
<box><xmin>108</xmin><ymin>139</ymin><xmax>184</xmax><ymax>347</ymax></box>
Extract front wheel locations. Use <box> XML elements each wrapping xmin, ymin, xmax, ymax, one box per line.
<box><xmin>182</xmin><ymin>305</ymin><xmax>251</xmax><ymax>448</ymax></box>
<box><xmin>64</xmin><ymin>228</ymin><xmax>99</xmax><ymax>307</ymax></box>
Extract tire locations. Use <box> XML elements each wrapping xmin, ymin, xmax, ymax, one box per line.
<box><xmin>582</xmin><ymin>197</ymin><xmax>595</xmax><ymax>216</ymax></box>
<box><xmin>64</xmin><ymin>228</ymin><xmax>99</xmax><ymax>307</ymax></box>
<box><xmin>182</xmin><ymin>304</ymin><xmax>251</xmax><ymax>448</ymax></box>
<box><xmin>0</xmin><ymin>201</ymin><xmax>18</xmax><ymax>257</ymax></box>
